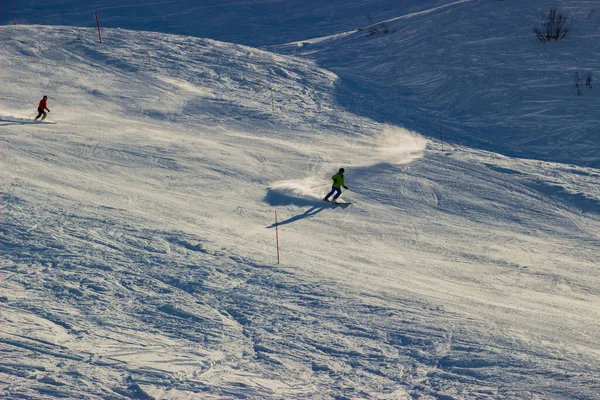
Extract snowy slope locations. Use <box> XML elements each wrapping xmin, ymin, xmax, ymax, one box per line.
<box><xmin>273</xmin><ymin>0</ymin><xmax>600</xmax><ymax>167</ymax></box>
<box><xmin>1</xmin><ymin>8</ymin><xmax>600</xmax><ymax>400</ymax></box>
<box><xmin>2</xmin><ymin>0</ymin><xmax>445</xmax><ymax>47</ymax></box>
<box><xmin>5</xmin><ymin>0</ymin><xmax>599</xmax><ymax>167</ymax></box>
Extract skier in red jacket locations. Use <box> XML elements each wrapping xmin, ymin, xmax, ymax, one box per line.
<box><xmin>34</xmin><ymin>96</ymin><xmax>50</xmax><ymax>121</ymax></box>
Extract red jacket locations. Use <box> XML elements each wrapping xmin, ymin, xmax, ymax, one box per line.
<box><xmin>38</xmin><ymin>99</ymin><xmax>49</xmax><ymax>111</ymax></box>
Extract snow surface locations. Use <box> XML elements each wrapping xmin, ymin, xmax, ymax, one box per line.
<box><xmin>1</xmin><ymin>1</ymin><xmax>600</xmax><ymax>399</ymax></box>
<box><xmin>272</xmin><ymin>0</ymin><xmax>600</xmax><ymax>167</ymax></box>
<box><xmin>1</xmin><ymin>0</ymin><xmax>446</xmax><ymax>47</ymax></box>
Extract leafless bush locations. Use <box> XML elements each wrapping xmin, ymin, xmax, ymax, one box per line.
<box><xmin>574</xmin><ymin>72</ymin><xmax>593</xmax><ymax>95</ymax></box>
<box><xmin>365</xmin><ymin>14</ymin><xmax>390</xmax><ymax>36</ymax></box>
<box><xmin>533</xmin><ymin>7</ymin><xmax>571</xmax><ymax>43</ymax></box>
<box><xmin>586</xmin><ymin>72</ymin><xmax>592</xmax><ymax>88</ymax></box>
<box><xmin>368</xmin><ymin>26</ymin><xmax>379</xmax><ymax>36</ymax></box>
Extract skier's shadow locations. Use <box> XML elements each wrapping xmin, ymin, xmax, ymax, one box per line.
<box><xmin>264</xmin><ymin>188</ymin><xmax>347</xmax><ymax>227</ymax></box>
<box><xmin>0</xmin><ymin>122</ymin><xmax>28</xmax><ymax>126</ymax></box>
<box><xmin>266</xmin><ymin>205</ymin><xmax>326</xmax><ymax>228</ymax></box>
<box><xmin>0</xmin><ymin>120</ymin><xmax>41</xmax><ymax>126</ymax></box>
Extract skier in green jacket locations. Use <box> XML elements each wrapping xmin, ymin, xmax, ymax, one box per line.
<box><xmin>323</xmin><ymin>168</ymin><xmax>348</xmax><ymax>202</ymax></box>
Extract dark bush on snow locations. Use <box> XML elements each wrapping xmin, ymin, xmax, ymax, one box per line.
<box><xmin>533</xmin><ymin>7</ymin><xmax>571</xmax><ymax>43</ymax></box>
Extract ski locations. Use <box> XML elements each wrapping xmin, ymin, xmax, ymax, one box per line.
<box><xmin>324</xmin><ymin>199</ymin><xmax>351</xmax><ymax>206</ymax></box>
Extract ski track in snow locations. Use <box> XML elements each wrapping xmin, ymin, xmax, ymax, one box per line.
<box><xmin>273</xmin><ymin>0</ymin><xmax>600</xmax><ymax>168</ymax></box>
<box><xmin>1</xmin><ymin>16</ymin><xmax>599</xmax><ymax>400</ymax></box>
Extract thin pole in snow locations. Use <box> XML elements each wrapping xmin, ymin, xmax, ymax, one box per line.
<box><xmin>12</xmin><ymin>9</ymin><xmax>16</xmax><ymax>25</ymax></box>
<box><xmin>275</xmin><ymin>210</ymin><xmax>280</xmax><ymax>264</ymax></box>
<box><xmin>439</xmin><ymin>118</ymin><xmax>444</xmax><ymax>151</ymax></box>
<box><xmin>95</xmin><ymin>12</ymin><xmax>102</xmax><ymax>44</ymax></box>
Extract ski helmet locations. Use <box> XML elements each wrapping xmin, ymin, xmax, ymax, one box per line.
<box><xmin>339</xmin><ymin>168</ymin><xmax>345</xmax><ymax>173</ymax></box>
<box><xmin>43</xmin><ymin>95</ymin><xmax>48</xmax><ymax>99</ymax></box>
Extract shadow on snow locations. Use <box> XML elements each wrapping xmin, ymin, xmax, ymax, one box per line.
<box><xmin>264</xmin><ymin>188</ymin><xmax>348</xmax><ymax>227</ymax></box>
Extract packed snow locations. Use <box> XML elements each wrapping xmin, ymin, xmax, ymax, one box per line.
<box><xmin>1</xmin><ymin>1</ymin><xmax>599</xmax><ymax>399</ymax></box>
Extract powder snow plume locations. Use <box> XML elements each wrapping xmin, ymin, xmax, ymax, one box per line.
<box><xmin>373</xmin><ymin>126</ymin><xmax>427</xmax><ymax>165</ymax></box>
<box><xmin>267</xmin><ymin>176</ymin><xmax>327</xmax><ymax>205</ymax></box>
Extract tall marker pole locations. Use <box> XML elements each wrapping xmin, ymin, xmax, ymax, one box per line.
<box><xmin>95</xmin><ymin>12</ymin><xmax>102</xmax><ymax>43</ymax></box>
<box><xmin>438</xmin><ymin>118</ymin><xmax>444</xmax><ymax>151</ymax></box>
<box><xmin>12</xmin><ymin>9</ymin><xmax>16</xmax><ymax>25</ymax></box>
<box><xmin>274</xmin><ymin>211</ymin><xmax>280</xmax><ymax>264</ymax></box>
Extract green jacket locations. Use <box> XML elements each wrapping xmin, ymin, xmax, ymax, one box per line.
<box><xmin>331</xmin><ymin>173</ymin><xmax>346</xmax><ymax>189</ymax></box>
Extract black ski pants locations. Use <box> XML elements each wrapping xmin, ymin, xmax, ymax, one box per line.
<box><xmin>35</xmin><ymin>108</ymin><xmax>47</xmax><ymax>120</ymax></box>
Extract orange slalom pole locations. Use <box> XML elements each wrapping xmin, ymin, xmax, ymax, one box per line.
<box><xmin>95</xmin><ymin>12</ymin><xmax>102</xmax><ymax>43</ymax></box>
<box><xmin>275</xmin><ymin>210</ymin><xmax>280</xmax><ymax>264</ymax></box>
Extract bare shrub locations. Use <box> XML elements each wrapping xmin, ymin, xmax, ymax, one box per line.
<box><xmin>533</xmin><ymin>7</ymin><xmax>571</xmax><ymax>43</ymax></box>
<box><xmin>364</xmin><ymin>14</ymin><xmax>391</xmax><ymax>36</ymax></box>
<box><xmin>585</xmin><ymin>72</ymin><xmax>592</xmax><ymax>88</ymax></box>
<box><xmin>368</xmin><ymin>26</ymin><xmax>379</xmax><ymax>36</ymax></box>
